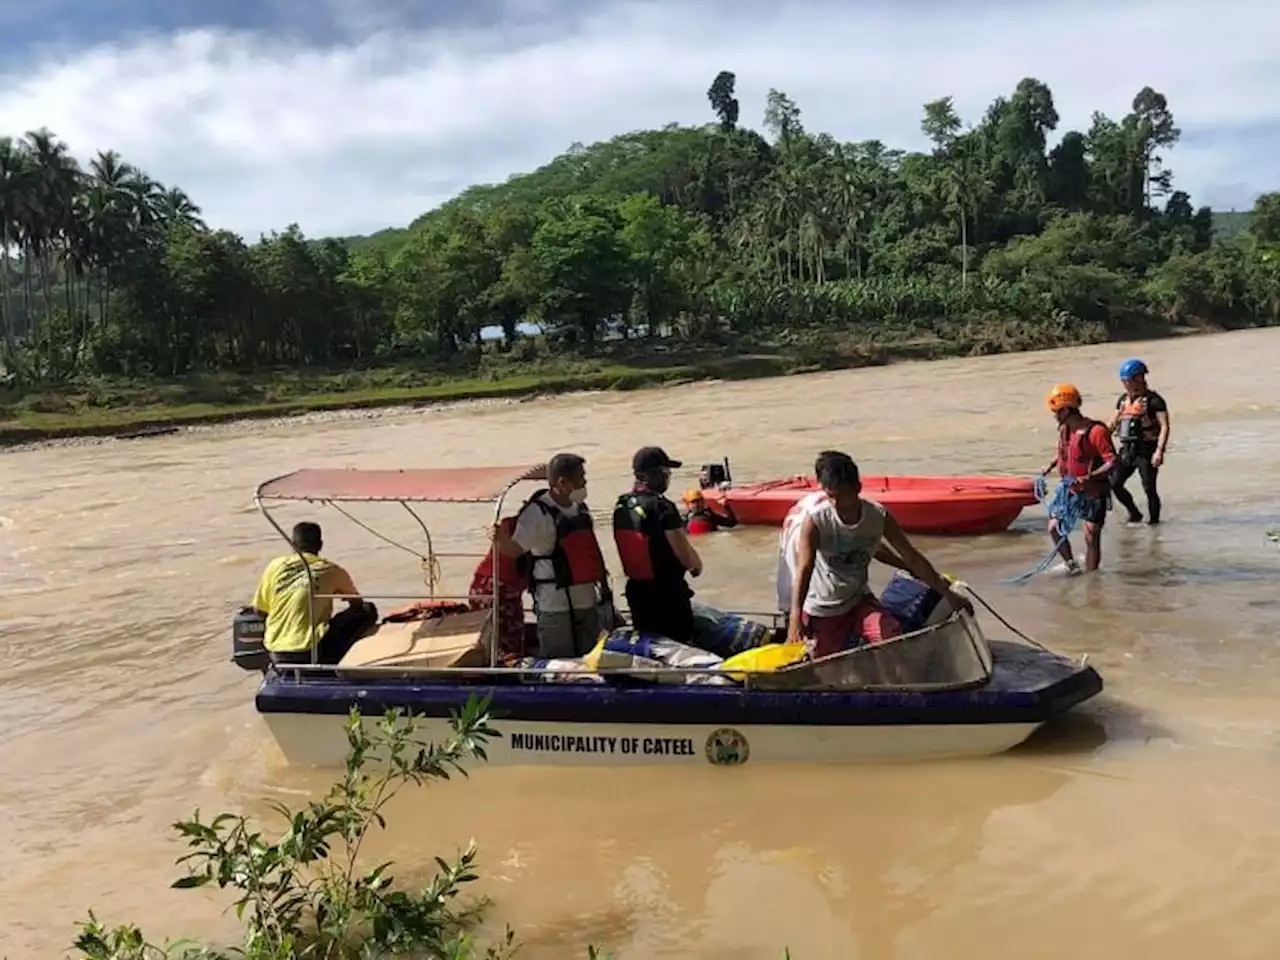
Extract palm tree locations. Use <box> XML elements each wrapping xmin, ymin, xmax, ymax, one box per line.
<box><xmin>20</xmin><ymin>128</ymin><xmax>80</xmax><ymax>374</ymax></box>
<box><xmin>941</xmin><ymin>139</ymin><xmax>993</xmax><ymax>291</ymax></box>
<box><xmin>0</xmin><ymin>136</ymin><xmax>28</xmax><ymax>367</ymax></box>
<box><xmin>157</xmin><ymin>187</ymin><xmax>204</xmax><ymax>229</ymax></box>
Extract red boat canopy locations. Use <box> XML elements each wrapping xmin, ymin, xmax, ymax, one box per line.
<box><xmin>255</xmin><ymin>465</ymin><xmax>547</xmax><ymax>504</ymax></box>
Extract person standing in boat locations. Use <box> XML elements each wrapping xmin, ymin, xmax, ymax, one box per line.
<box><xmin>612</xmin><ymin>447</ymin><xmax>704</xmax><ymax>645</ymax></box>
<box><xmin>1106</xmin><ymin>358</ymin><xmax>1170</xmax><ymax>525</ymax></box>
<box><xmin>776</xmin><ymin>451</ymin><xmax>913</xmax><ymax>624</ymax></box>
<box><xmin>785</xmin><ymin>451</ymin><xmax>972</xmax><ymax>658</ymax></box>
<box><xmin>1039</xmin><ymin>383</ymin><xmax>1119</xmax><ymax>574</ymax></box>
<box><xmin>250</xmin><ymin>521</ymin><xmax>379</xmax><ymax>665</ymax></box>
<box><xmin>492</xmin><ymin>452</ymin><xmax>614</xmax><ymax>659</ymax></box>
<box><xmin>680</xmin><ymin>488</ymin><xmax>739</xmax><ymax>536</ymax></box>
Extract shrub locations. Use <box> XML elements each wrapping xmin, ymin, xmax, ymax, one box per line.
<box><xmin>70</xmin><ymin>699</ymin><xmax>510</xmax><ymax>960</ymax></box>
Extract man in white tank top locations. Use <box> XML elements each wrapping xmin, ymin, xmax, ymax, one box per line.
<box><xmin>785</xmin><ymin>451</ymin><xmax>972</xmax><ymax>658</ymax></box>
<box><xmin>776</xmin><ymin>451</ymin><xmax>914</xmax><ymax>617</ymax></box>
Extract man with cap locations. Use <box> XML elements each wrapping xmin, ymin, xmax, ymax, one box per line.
<box><xmin>611</xmin><ymin>446</ymin><xmax>704</xmax><ymax>645</ymax></box>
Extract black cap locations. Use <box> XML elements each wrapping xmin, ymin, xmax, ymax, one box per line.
<box><xmin>632</xmin><ymin>446</ymin><xmax>682</xmax><ymax>474</ymax></box>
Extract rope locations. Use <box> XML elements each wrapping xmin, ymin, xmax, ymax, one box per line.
<box><xmin>743</xmin><ymin>475</ymin><xmax>811</xmax><ymax>493</ymax></box>
<box><xmin>948</xmin><ymin>579</ymin><xmax>1048</xmax><ymax>650</ymax></box>
<box><xmin>1002</xmin><ymin>475</ymin><xmax>1089</xmax><ymax>584</ymax></box>
<box><xmin>326</xmin><ymin>501</ymin><xmax>442</xmax><ymax>597</ymax></box>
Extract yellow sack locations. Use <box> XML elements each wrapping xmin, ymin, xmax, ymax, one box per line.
<box><xmin>581</xmin><ymin>632</ymin><xmax>610</xmax><ymax>671</ymax></box>
<box><xmin>719</xmin><ymin>642</ymin><xmax>808</xmax><ymax>682</ymax></box>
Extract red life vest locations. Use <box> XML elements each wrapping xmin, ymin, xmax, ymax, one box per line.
<box><xmin>612</xmin><ymin>490</ymin><xmax>684</xmax><ymax>583</ymax></box>
<box><xmin>491</xmin><ymin>516</ymin><xmax>530</xmax><ymax>592</ymax></box>
<box><xmin>516</xmin><ymin>490</ymin><xmax>606</xmax><ymax>590</ymax></box>
<box><xmin>468</xmin><ymin>528</ymin><xmax>531</xmax><ymax>661</ymax></box>
<box><xmin>1056</xmin><ymin>420</ymin><xmax>1112</xmax><ymax>497</ymax></box>
<box><xmin>686</xmin><ymin>513</ymin><xmax>714</xmax><ymax>536</ymax></box>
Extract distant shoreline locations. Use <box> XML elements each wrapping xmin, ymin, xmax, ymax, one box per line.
<box><xmin>0</xmin><ymin>320</ymin><xmax>1250</xmax><ymax>450</ymax></box>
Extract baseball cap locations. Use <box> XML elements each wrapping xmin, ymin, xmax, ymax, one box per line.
<box><xmin>632</xmin><ymin>446</ymin><xmax>683</xmax><ymax>473</ymax></box>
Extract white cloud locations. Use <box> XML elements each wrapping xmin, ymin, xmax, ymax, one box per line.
<box><xmin>1</xmin><ymin>0</ymin><xmax>1278</xmax><ymax>239</ymax></box>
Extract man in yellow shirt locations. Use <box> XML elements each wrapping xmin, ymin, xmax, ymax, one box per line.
<box><xmin>250</xmin><ymin>522</ymin><xmax>378</xmax><ymax>665</ymax></box>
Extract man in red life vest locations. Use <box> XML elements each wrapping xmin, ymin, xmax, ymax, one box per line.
<box><xmin>680</xmin><ymin>488</ymin><xmax>738</xmax><ymax>536</ymax></box>
<box><xmin>492</xmin><ymin>452</ymin><xmax>612</xmax><ymax>658</ymax></box>
<box><xmin>1039</xmin><ymin>383</ymin><xmax>1119</xmax><ymax>575</ymax></box>
<box><xmin>612</xmin><ymin>447</ymin><xmax>704</xmax><ymax>645</ymax></box>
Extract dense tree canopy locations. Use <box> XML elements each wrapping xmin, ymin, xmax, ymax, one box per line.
<box><xmin>1</xmin><ymin>73</ymin><xmax>1277</xmax><ymax>383</ymax></box>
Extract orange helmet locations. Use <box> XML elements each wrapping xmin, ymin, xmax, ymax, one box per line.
<box><xmin>1046</xmin><ymin>383</ymin><xmax>1082</xmax><ymax>412</ymax></box>
<box><xmin>682</xmin><ymin>488</ymin><xmax>705</xmax><ymax>505</ymax></box>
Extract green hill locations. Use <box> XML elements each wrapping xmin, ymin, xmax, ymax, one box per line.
<box><xmin>338</xmin><ymin>133</ymin><xmax>1263</xmax><ymax>253</ymax></box>
<box><xmin>1211</xmin><ymin>210</ymin><xmax>1253</xmax><ymax>242</ymax></box>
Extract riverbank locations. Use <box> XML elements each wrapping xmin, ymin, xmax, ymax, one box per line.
<box><xmin>0</xmin><ymin>317</ymin><xmax>1220</xmax><ymax>447</ymax></box>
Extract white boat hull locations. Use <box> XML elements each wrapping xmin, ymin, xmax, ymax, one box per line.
<box><xmin>262</xmin><ymin>712</ymin><xmax>1043</xmax><ymax>768</ymax></box>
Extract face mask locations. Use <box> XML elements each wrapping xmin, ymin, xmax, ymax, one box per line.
<box><xmin>650</xmin><ymin>470</ymin><xmax>671</xmax><ymax>494</ymax></box>
<box><xmin>568</xmin><ymin>486</ymin><xmax>588</xmax><ymax>504</ymax></box>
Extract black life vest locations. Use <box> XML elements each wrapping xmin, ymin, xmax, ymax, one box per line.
<box><xmin>516</xmin><ymin>490</ymin><xmax>607</xmax><ymax>591</ymax></box>
<box><xmin>611</xmin><ymin>489</ymin><xmax>683</xmax><ymax>583</ymax></box>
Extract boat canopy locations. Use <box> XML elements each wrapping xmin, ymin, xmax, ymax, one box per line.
<box><xmin>255</xmin><ymin>465</ymin><xmax>547</xmax><ymax>504</ymax></box>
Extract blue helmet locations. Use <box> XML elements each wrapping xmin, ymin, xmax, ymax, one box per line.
<box><xmin>1119</xmin><ymin>358</ymin><xmax>1147</xmax><ymax>380</ymax></box>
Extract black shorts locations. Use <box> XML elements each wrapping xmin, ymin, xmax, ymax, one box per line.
<box><xmin>1078</xmin><ymin>494</ymin><xmax>1109</xmax><ymax>526</ymax></box>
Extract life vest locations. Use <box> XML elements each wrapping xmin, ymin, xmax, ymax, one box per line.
<box><xmin>491</xmin><ymin>516</ymin><xmax>531</xmax><ymax>592</ymax></box>
<box><xmin>1116</xmin><ymin>392</ymin><xmax>1160</xmax><ymax>446</ymax></box>
<box><xmin>381</xmin><ymin>599</ymin><xmax>472</xmax><ymax>623</ymax></box>
<box><xmin>612</xmin><ymin>489</ymin><xmax>682</xmax><ymax>583</ymax></box>
<box><xmin>516</xmin><ymin>490</ymin><xmax>606</xmax><ymax>591</ymax></box>
<box><xmin>468</xmin><ymin>529</ymin><xmax>532</xmax><ymax>661</ymax></box>
<box><xmin>1056</xmin><ymin>421</ymin><xmax>1110</xmax><ymax>495</ymax></box>
<box><xmin>686</xmin><ymin>513</ymin><xmax>715</xmax><ymax>536</ymax></box>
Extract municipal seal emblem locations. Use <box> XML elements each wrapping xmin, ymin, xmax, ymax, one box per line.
<box><xmin>704</xmin><ymin>727</ymin><xmax>750</xmax><ymax>766</ymax></box>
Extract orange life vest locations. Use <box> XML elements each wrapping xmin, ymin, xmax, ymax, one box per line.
<box><xmin>1116</xmin><ymin>393</ymin><xmax>1161</xmax><ymax>445</ymax></box>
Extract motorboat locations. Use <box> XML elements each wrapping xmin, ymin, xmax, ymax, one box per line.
<box><xmin>232</xmin><ymin>464</ymin><xmax>1102</xmax><ymax>768</ymax></box>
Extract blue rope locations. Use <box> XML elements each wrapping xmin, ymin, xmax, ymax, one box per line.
<box><xmin>1003</xmin><ymin>475</ymin><xmax>1089</xmax><ymax>584</ymax></box>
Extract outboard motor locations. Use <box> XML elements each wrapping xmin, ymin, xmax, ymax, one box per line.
<box><xmin>231</xmin><ymin>607</ymin><xmax>270</xmax><ymax>672</ymax></box>
<box><xmin>698</xmin><ymin>458</ymin><xmax>733</xmax><ymax>490</ymax></box>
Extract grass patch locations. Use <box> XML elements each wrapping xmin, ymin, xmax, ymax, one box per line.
<box><xmin>0</xmin><ymin>357</ymin><xmax>798</xmax><ymax>444</ymax></box>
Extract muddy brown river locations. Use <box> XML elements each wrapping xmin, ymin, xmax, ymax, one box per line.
<box><xmin>2</xmin><ymin>328</ymin><xmax>1280</xmax><ymax>959</ymax></box>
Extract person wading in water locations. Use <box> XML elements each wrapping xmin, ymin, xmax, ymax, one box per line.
<box><xmin>680</xmin><ymin>488</ymin><xmax>738</xmax><ymax>536</ymax></box>
<box><xmin>1040</xmin><ymin>384</ymin><xmax>1119</xmax><ymax>574</ymax></box>
<box><xmin>1106</xmin><ymin>358</ymin><xmax>1170</xmax><ymax>525</ymax></box>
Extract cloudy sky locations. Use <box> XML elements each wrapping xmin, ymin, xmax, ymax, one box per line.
<box><xmin>2</xmin><ymin>0</ymin><xmax>1277</xmax><ymax>241</ymax></box>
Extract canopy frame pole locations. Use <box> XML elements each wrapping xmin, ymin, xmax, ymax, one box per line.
<box><xmin>254</xmin><ymin>482</ymin><xmax>321</xmax><ymax>669</ymax></box>
<box><xmin>251</xmin><ymin>464</ymin><xmax>548</xmax><ymax>673</ymax></box>
<box><xmin>401</xmin><ymin>502</ymin><xmax>438</xmax><ymax>600</ymax></box>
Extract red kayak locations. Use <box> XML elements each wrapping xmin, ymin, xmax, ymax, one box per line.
<box><xmin>702</xmin><ymin>475</ymin><xmax>1038</xmax><ymax>536</ymax></box>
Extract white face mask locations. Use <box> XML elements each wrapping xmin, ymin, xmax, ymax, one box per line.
<box><xmin>568</xmin><ymin>485</ymin><xmax>588</xmax><ymax>504</ymax></box>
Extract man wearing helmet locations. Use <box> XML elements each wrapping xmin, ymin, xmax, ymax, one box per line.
<box><xmin>1039</xmin><ymin>384</ymin><xmax>1119</xmax><ymax>574</ymax></box>
<box><xmin>680</xmin><ymin>488</ymin><xmax>739</xmax><ymax>536</ymax></box>
<box><xmin>1106</xmin><ymin>358</ymin><xmax>1169</xmax><ymax>525</ymax></box>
